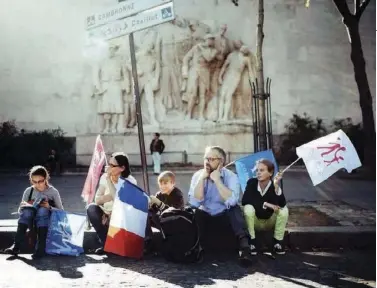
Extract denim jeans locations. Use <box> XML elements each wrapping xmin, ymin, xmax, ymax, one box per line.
<box><xmin>87</xmin><ymin>204</ymin><xmax>109</xmax><ymax>246</ymax></box>
<box><xmin>18</xmin><ymin>207</ymin><xmax>50</xmax><ymax>228</ymax></box>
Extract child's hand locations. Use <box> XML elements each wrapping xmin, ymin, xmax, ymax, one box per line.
<box><xmin>150</xmin><ymin>196</ymin><xmax>162</xmax><ymax>207</ymax></box>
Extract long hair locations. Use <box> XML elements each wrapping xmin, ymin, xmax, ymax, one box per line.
<box><xmin>112</xmin><ymin>152</ymin><xmax>131</xmax><ymax>178</ymax></box>
<box><xmin>28</xmin><ymin>165</ymin><xmax>50</xmax><ymax>185</ymax></box>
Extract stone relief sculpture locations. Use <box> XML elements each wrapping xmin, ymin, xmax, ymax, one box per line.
<box><xmin>218</xmin><ymin>43</ymin><xmax>256</xmax><ymax>121</ymax></box>
<box><xmin>92</xmin><ymin>44</ymin><xmax>127</xmax><ymax>134</ymax></box>
<box><xmin>133</xmin><ymin>30</ymin><xmax>161</xmax><ymax>126</ymax></box>
<box><xmin>122</xmin><ymin>63</ymin><xmax>136</xmax><ymax>129</ymax></box>
<box><xmin>90</xmin><ymin>17</ymin><xmax>256</xmax><ymax>134</ymax></box>
<box><xmin>181</xmin><ymin>34</ymin><xmax>218</xmax><ymax>120</ymax></box>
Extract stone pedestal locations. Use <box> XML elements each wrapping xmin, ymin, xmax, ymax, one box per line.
<box><xmin>76</xmin><ymin>120</ymin><xmax>254</xmax><ymax>166</ymax></box>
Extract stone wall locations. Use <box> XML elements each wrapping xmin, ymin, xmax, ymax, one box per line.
<box><xmin>0</xmin><ymin>0</ymin><xmax>375</xmax><ymax>164</ymax></box>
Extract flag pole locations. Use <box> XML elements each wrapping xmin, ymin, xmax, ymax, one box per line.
<box><xmin>280</xmin><ymin>157</ymin><xmax>301</xmax><ymax>174</ymax></box>
<box><xmin>224</xmin><ymin>160</ymin><xmax>235</xmax><ymax>168</ymax></box>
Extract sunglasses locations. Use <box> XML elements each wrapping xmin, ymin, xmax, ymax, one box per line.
<box><xmin>108</xmin><ymin>163</ymin><xmax>120</xmax><ymax>168</ymax></box>
<box><xmin>31</xmin><ymin>179</ymin><xmax>45</xmax><ymax>184</ymax></box>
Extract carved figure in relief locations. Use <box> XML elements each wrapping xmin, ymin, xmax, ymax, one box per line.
<box><xmin>218</xmin><ymin>45</ymin><xmax>255</xmax><ymax>121</ymax></box>
<box><xmin>181</xmin><ymin>34</ymin><xmax>218</xmax><ymax>120</ymax></box>
<box><xmin>132</xmin><ymin>30</ymin><xmax>161</xmax><ymax>126</ymax></box>
<box><xmin>93</xmin><ymin>44</ymin><xmax>127</xmax><ymax>134</ymax></box>
<box><xmin>122</xmin><ymin>65</ymin><xmax>136</xmax><ymax>128</ymax></box>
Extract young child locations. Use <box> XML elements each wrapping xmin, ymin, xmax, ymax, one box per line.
<box><xmin>144</xmin><ymin>171</ymin><xmax>184</xmax><ymax>254</ymax></box>
<box><xmin>150</xmin><ymin>171</ymin><xmax>184</xmax><ymax>212</ymax></box>
<box><xmin>242</xmin><ymin>159</ymin><xmax>289</xmax><ymax>255</ymax></box>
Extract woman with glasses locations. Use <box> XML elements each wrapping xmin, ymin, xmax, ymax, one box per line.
<box><xmin>4</xmin><ymin>165</ymin><xmax>64</xmax><ymax>259</ymax></box>
<box><xmin>87</xmin><ymin>152</ymin><xmax>137</xmax><ymax>255</ymax></box>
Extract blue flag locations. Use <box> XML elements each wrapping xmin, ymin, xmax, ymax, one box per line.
<box><xmin>46</xmin><ymin>210</ymin><xmax>86</xmax><ymax>256</ymax></box>
<box><xmin>234</xmin><ymin>149</ymin><xmax>279</xmax><ymax>192</ymax></box>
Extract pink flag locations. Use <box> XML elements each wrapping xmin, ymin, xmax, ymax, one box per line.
<box><xmin>81</xmin><ymin>135</ymin><xmax>106</xmax><ymax>203</ymax></box>
<box><xmin>296</xmin><ymin>129</ymin><xmax>362</xmax><ymax>186</ymax></box>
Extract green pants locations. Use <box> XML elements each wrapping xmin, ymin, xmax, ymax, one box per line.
<box><xmin>243</xmin><ymin>205</ymin><xmax>289</xmax><ymax>241</ymax></box>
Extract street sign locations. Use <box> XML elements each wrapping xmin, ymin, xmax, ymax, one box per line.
<box><xmin>86</xmin><ymin>0</ymin><xmax>172</xmax><ymax>30</ymax></box>
<box><xmin>86</xmin><ymin>2</ymin><xmax>174</xmax><ymax>42</ymax></box>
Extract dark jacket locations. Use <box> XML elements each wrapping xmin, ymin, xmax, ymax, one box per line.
<box><xmin>152</xmin><ymin>187</ymin><xmax>184</xmax><ymax>212</ymax></box>
<box><xmin>150</xmin><ymin>139</ymin><xmax>165</xmax><ymax>154</ymax></box>
<box><xmin>242</xmin><ymin>178</ymin><xmax>286</xmax><ymax>219</ymax></box>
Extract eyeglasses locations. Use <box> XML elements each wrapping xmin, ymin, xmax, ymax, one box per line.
<box><xmin>204</xmin><ymin>157</ymin><xmax>221</xmax><ymax>162</ymax></box>
<box><xmin>109</xmin><ymin>163</ymin><xmax>120</xmax><ymax>168</ymax></box>
<box><xmin>31</xmin><ymin>179</ymin><xmax>45</xmax><ymax>184</ymax></box>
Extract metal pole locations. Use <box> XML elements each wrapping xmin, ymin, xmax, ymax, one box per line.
<box><xmin>129</xmin><ymin>32</ymin><xmax>150</xmax><ymax>195</ymax></box>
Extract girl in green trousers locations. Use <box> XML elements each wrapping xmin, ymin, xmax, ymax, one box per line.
<box><xmin>242</xmin><ymin>159</ymin><xmax>289</xmax><ymax>255</ymax></box>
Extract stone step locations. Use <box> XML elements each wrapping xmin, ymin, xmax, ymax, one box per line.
<box><xmin>0</xmin><ymin>224</ymin><xmax>374</xmax><ymax>254</ymax></box>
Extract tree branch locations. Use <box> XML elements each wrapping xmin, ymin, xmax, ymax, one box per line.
<box><xmin>355</xmin><ymin>0</ymin><xmax>361</xmax><ymax>15</ymax></box>
<box><xmin>356</xmin><ymin>0</ymin><xmax>371</xmax><ymax>18</ymax></box>
<box><xmin>332</xmin><ymin>0</ymin><xmax>352</xmax><ymax>18</ymax></box>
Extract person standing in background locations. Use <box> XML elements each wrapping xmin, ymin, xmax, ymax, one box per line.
<box><xmin>150</xmin><ymin>133</ymin><xmax>165</xmax><ymax>175</ymax></box>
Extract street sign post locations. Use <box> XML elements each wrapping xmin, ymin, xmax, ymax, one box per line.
<box><xmin>85</xmin><ymin>0</ymin><xmax>175</xmax><ymax>195</ymax></box>
<box><xmin>86</xmin><ymin>2</ymin><xmax>174</xmax><ymax>43</ymax></box>
<box><xmin>86</xmin><ymin>0</ymin><xmax>172</xmax><ymax>30</ymax></box>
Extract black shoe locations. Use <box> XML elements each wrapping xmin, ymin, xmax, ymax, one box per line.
<box><xmin>4</xmin><ymin>244</ymin><xmax>20</xmax><ymax>255</ymax></box>
<box><xmin>239</xmin><ymin>248</ymin><xmax>253</xmax><ymax>267</ymax></box>
<box><xmin>250</xmin><ymin>243</ymin><xmax>258</xmax><ymax>256</ymax></box>
<box><xmin>95</xmin><ymin>247</ymin><xmax>105</xmax><ymax>255</ymax></box>
<box><xmin>273</xmin><ymin>240</ymin><xmax>285</xmax><ymax>255</ymax></box>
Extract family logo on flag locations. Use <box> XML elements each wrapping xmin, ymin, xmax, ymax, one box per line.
<box><xmin>234</xmin><ymin>149</ymin><xmax>279</xmax><ymax>192</ymax></box>
<box><xmin>296</xmin><ymin>129</ymin><xmax>361</xmax><ymax>186</ymax></box>
<box><xmin>104</xmin><ymin>179</ymin><xmax>149</xmax><ymax>259</ymax></box>
<box><xmin>81</xmin><ymin>135</ymin><xmax>107</xmax><ymax>204</ymax></box>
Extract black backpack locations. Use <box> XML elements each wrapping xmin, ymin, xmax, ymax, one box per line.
<box><xmin>158</xmin><ymin>207</ymin><xmax>203</xmax><ymax>264</ymax></box>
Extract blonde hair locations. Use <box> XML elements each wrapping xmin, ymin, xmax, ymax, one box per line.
<box><xmin>157</xmin><ymin>171</ymin><xmax>176</xmax><ymax>183</ymax></box>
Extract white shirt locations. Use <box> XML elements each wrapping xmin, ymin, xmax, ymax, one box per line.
<box><xmin>97</xmin><ymin>173</ymin><xmax>137</xmax><ymax>214</ymax></box>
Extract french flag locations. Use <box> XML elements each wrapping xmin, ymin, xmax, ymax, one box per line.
<box><xmin>104</xmin><ymin>178</ymin><xmax>149</xmax><ymax>259</ymax></box>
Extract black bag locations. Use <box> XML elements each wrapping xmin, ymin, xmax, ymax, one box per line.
<box><xmin>158</xmin><ymin>207</ymin><xmax>203</xmax><ymax>264</ymax></box>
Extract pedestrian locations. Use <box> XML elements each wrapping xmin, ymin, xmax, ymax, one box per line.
<box><xmin>242</xmin><ymin>159</ymin><xmax>289</xmax><ymax>255</ymax></box>
<box><xmin>150</xmin><ymin>133</ymin><xmax>165</xmax><ymax>175</ymax></box>
<box><xmin>87</xmin><ymin>152</ymin><xmax>137</xmax><ymax>255</ymax></box>
<box><xmin>4</xmin><ymin>165</ymin><xmax>64</xmax><ymax>259</ymax></box>
<box><xmin>188</xmin><ymin>146</ymin><xmax>254</xmax><ymax>266</ymax></box>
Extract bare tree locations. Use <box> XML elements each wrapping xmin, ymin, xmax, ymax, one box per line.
<box><xmin>329</xmin><ymin>0</ymin><xmax>375</xmax><ymax>170</ymax></box>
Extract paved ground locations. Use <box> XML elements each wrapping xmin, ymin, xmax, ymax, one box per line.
<box><xmin>0</xmin><ymin>171</ymin><xmax>375</xmax><ymax>219</ymax></box>
<box><xmin>0</xmin><ymin>250</ymin><xmax>375</xmax><ymax>287</ymax></box>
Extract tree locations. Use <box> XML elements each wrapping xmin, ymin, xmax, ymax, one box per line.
<box><xmin>325</xmin><ymin>0</ymin><xmax>375</xmax><ymax>170</ymax></box>
<box><xmin>255</xmin><ymin>0</ymin><xmax>268</xmax><ymax>150</ymax></box>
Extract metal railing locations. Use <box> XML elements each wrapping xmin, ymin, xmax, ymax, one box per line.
<box><xmin>76</xmin><ymin>151</ymin><xmax>253</xmax><ymax>166</ymax></box>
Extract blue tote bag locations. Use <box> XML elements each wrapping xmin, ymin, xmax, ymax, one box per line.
<box><xmin>46</xmin><ymin>210</ymin><xmax>86</xmax><ymax>256</ymax></box>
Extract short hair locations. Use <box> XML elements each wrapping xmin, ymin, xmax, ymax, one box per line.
<box><xmin>29</xmin><ymin>165</ymin><xmax>50</xmax><ymax>183</ymax></box>
<box><xmin>256</xmin><ymin>159</ymin><xmax>275</xmax><ymax>175</ymax></box>
<box><xmin>112</xmin><ymin>152</ymin><xmax>131</xmax><ymax>178</ymax></box>
<box><xmin>158</xmin><ymin>171</ymin><xmax>176</xmax><ymax>183</ymax></box>
<box><xmin>155</xmin><ymin>133</ymin><xmax>160</xmax><ymax>137</ymax></box>
<box><xmin>205</xmin><ymin>146</ymin><xmax>226</xmax><ymax>163</ymax></box>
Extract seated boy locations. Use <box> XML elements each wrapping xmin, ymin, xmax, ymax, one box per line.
<box><xmin>145</xmin><ymin>171</ymin><xmax>184</xmax><ymax>253</ymax></box>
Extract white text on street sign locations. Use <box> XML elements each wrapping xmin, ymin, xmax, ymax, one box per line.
<box><xmin>86</xmin><ymin>2</ymin><xmax>175</xmax><ymax>42</ymax></box>
<box><xmin>86</xmin><ymin>0</ymin><xmax>172</xmax><ymax>30</ymax></box>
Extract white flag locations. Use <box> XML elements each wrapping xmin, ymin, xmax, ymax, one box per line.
<box><xmin>296</xmin><ymin>129</ymin><xmax>362</xmax><ymax>186</ymax></box>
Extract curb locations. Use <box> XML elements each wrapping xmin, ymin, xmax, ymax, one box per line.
<box><xmin>0</xmin><ymin>225</ymin><xmax>375</xmax><ymax>253</ymax></box>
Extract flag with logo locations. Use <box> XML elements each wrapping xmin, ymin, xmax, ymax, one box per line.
<box><xmin>296</xmin><ymin>129</ymin><xmax>361</xmax><ymax>186</ymax></box>
<box><xmin>46</xmin><ymin>210</ymin><xmax>86</xmax><ymax>256</ymax></box>
<box><xmin>81</xmin><ymin>135</ymin><xmax>106</xmax><ymax>204</ymax></box>
<box><xmin>104</xmin><ymin>179</ymin><xmax>149</xmax><ymax>259</ymax></box>
<box><xmin>234</xmin><ymin>149</ymin><xmax>279</xmax><ymax>192</ymax></box>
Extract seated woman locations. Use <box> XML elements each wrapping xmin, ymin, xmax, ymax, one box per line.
<box><xmin>4</xmin><ymin>165</ymin><xmax>64</xmax><ymax>259</ymax></box>
<box><xmin>87</xmin><ymin>152</ymin><xmax>136</xmax><ymax>255</ymax></box>
<box><xmin>242</xmin><ymin>159</ymin><xmax>288</xmax><ymax>255</ymax></box>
